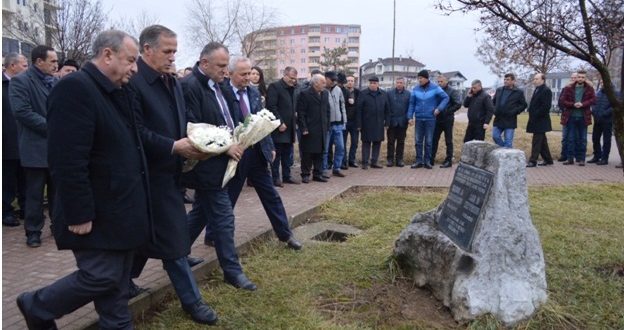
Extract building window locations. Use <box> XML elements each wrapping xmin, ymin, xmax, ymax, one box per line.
<box><xmin>336</xmin><ymin>27</ymin><xmax>342</xmax><ymax>33</ymax></box>
<box><xmin>290</xmin><ymin>59</ymin><xmax>295</xmax><ymax>64</ymax></box>
<box><xmin>309</xmin><ymin>36</ymin><xmax>320</xmax><ymax>43</ymax></box>
<box><xmin>301</xmin><ymin>27</ymin><xmax>306</xmax><ymax>33</ymax></box>
<box><xmin>291</xmin><ymin>28</ymin><xmax>295</xmax><ymax>34</ymax></box>
<box><xmin>301</xmin><ymin>48</ymin><xmax>305</xmax><ymax>53</ymax></box>
<box><xmin>324</xmin><ymin>26</ymin><xmax>331</xmax><ymax>33</ymax></box>
<box><xmin>324</xmin><ymin>37</ymin><xmax>329</xmax><ymax>43</ymax></box>
<box><xmin>301</xmin><ymin>38</ymin><xmax>305</xmax><ymax>44</ymax></box>
<box><xmin>348</xmin><ymin>37</ymin><xmax>359</xmax><ymax>43</ymax></box>
<box><xmin>349</xmin><ymin>26</ymin><xmax>360</xmax><ymax>33</ymax></box>
<box><xmin>301</xmin><ymin>58</ymin><xmax>306</xmax><ymax>63</ymax></box>
<box><xmin>290</xmin><ymin>49</ymin><xmax>295</xmax><ymax>54</ymax></box>
<box><xmin>336</xmin><ymin>38</ymin><xmax>341</xmax><ymax>43</ymax></box>
<box><xmin>290</xmin><ymin>39</ymin><xmax>294</xmax><ymax>44</ymax></box>
<box><xmin>348</xmin><ymin>47</ymin><xmax>359</xmax><ymax>52</ymax></box>
<box><xmin>309</xmin><ymin>26</ymin><xmax>320</xmax><ymax>33</ymax></box>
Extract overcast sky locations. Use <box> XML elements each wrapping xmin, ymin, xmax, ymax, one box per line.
<box><xmin>104</xmin><ymin>0</ymin><xmax>500</xmax><ymax>86</ymax></box>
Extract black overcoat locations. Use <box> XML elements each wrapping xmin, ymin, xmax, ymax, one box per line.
<box><xmin>357</xmin><ymin>88</ymin><xmax>390</xmax><ymax>142</ymax></box>
<box><xmin>526</xmin><ymin>84</ymin><xmax>553</xmax><ymax>134</ymax></box>
<box><xmin>8</xmin><ymin>67</ymin><xmax>55</xmax><ymax>167</ymax></box>
<box><xmin>180</xmin><ymin>65</ymin><xmax>241</xmax><ymax>190</ymax></box>
<box><xmin>2</xmin><ymin>74</ymin><xmax>19</xmax><ymax>160</ymax></box>
<box><xmin>266</xmin><ymin>79</ymin><xmax>297</xmax><ymax>143</ymax></box>
<box><xmin>129</xmin><ymin>57</ymin><xmax>190</xmax><ymax>259</ymax></box>
<box><xmin>297</xmin><ymin>87</ymin><xmax>329</xmax><ymax>154</ymax></box>
<box><xmin>492</xmin><ymin>86</ymin><xmax>527</xmax><ymax>129</ymax></box>
<box><xmin>47</xmin><ymin>62</ymin><xmax>152</xmax><ymax>251</ymax></box>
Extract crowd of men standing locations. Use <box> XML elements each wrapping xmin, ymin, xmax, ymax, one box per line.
<box><xmin>2</xmin><ymin>23</ymin><xmax>621</xmax><ymax>329</ymax></box>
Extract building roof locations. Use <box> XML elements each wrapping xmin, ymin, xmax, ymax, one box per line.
<box><xmin>442</xmin><ymin>71</ymin><xmax>467</xmax><ymax>80</ymax></box>
<box><xmin>360</xmin><ymin>57</ymin><xmax>425</xmax><ymax>71</ymax></box>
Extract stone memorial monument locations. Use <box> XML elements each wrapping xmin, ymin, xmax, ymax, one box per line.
<box><xmin>394</xmin><ymin>141</ymin><xmax>547</xmax><ymax>326</ymax></box>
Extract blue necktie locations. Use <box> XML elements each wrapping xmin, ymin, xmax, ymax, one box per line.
<box><xmin>214</xmin><ymin>83</ymin><xmax>234</xmax><ymax>130</ymax></box>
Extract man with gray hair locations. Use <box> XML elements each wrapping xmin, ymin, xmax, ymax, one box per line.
<box><xmin>127</xmin><ymin>25</ymin><xmax>217</xmax><ymax>325</ymax></box>
<box><xmin>3</xmin><ymin>52</ymin><xmax>28</xmax><ymax>227</ymax></box>
<box><xmin>297</xmin><ymin>73</ymin><xmax>329</xmax><ymax>182</ymax></box>
<box><xmin>266</xmin><ymin>66</ymin><xmax>300</xmax><ymax>186</ymax></box>
<box><xmin>462</xmin><ymin>79</ymin><xmax>494</xmax><ymax>142</ymax></box>
<box><xmin>17</xmin><ymin>30</ymin><xmax>150</xmax><ymax>330</ymax></box>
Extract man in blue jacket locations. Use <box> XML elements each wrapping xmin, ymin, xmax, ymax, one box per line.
<box><xmin>407</xmin><ymin>70</ymin><xmax>449</xmax><ymax>169</ymax></box>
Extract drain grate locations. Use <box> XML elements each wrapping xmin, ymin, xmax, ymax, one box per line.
<box><xmin>311</xmin><ymin>230</ymin><xmax>351</xmax><ymax>242</ymax></box>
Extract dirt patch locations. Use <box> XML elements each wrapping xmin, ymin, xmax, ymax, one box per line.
<box><xmin>596</xmin><ymin>263</ymin><xmax>624</xmax><ymax>279</ymax></box>
<box><xmin>317</xmin><ymin>279</ymin><xmax>460</xmax><ymax>329</ymax></box>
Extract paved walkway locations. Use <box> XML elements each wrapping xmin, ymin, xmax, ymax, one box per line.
<box><xmin>2</xmin><ymin>153</ymin><xmax>623</xmax><ymax>329</ymax></box>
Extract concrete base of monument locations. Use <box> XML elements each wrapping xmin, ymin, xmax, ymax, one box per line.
<box><xmin>393</xmin><ymin>141</ymin><xmax>547</xmax><ymax>326</ymax></box>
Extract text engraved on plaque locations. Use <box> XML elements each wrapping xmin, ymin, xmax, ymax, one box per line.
<box><xmin>438</xmin><ymin>163</ymin><xmax>493</xmax><ymax>251</ymax></box>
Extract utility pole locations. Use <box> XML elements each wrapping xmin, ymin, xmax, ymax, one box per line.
<box><xmin>391</xmin><ymin>0</ymin><xmax>396</xmax><ymax>86</ymax></box>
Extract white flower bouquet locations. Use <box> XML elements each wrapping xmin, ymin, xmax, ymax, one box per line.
<box><xmin>182</xmin><ymin>122</ymin><xmax>233</xmax><ymax>173</ymax></box>
<box><xmin>221</xmin><ymin>109</ymin><xmax>281</xmax><ymax>187</ymax></box>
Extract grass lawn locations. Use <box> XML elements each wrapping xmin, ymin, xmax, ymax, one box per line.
<box><xmin>138</xmin><ymin>185</ymin><xmax>624</xmax><ymax>329</ymax></box>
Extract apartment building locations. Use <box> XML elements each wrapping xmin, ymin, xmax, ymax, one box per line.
<box><xmin>2</xmin><ymin>0</ymin><xmax>58</xmax><ymax>58</ymax></box>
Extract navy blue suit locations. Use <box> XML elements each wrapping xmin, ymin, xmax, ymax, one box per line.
<box><xmin>181</xmin><ymin>66</ymin><xmax>246</xmax><ymax>280</ymax></box>
<box><xmin>204</xmin><ymin>84</ymin><xmax>293</xmax><ymax>242</ymax></box>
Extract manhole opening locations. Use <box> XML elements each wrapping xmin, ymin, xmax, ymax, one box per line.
<box><xmin>311</xmin><ymin>230</ymin><xmax>352</xmax><ymax>243</ymax></box>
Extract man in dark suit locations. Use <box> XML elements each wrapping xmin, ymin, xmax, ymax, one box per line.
<box><xmin>266</xmin><ymin>66</ymin><xmax>300</xmax><ymax>187</ymax></box>
<box><xmin>385</xmin><ymin>77</ymin><xmax>410</xmax><ymax>167</ymax></box>
<box><xmin>526</xmin><ymin>73</ymin><xmax>554</xmax><ymax>167</ymax></box>
<box><xmin>181</xmin><ymin>42</ymin><xmax>256</xmax><ymax>291</ymax></box>
<box><xmin>222</xmin><ymin>56</ymin><xmax>303</xmax><ymax>249</ymax></box>
<box><xmin>297</xmin><ymin>74</ymin><xmax>330</xmax><ymax>182</ymax></box>
<box><xmin>16</xmin><ymin>30</ymin><xmax>150</xmax><ymax>330</ymax></box>
<box><xmin>127</xmin><ymin>25</ymin><xmax>217</xmax><ymax>325</ymax></box>
<box><xmin>9</xmin><ymin>45</ymin><xmax>58</xmax><ymax>247</ymax></box>
<box><xmin>3</xmin><ymin>52</ymin><xmax>28</xmax><ymax>227</ymax></box>
<box><xmin>342</xmin><ymin>75</ymin><xmax>360</xmax><ymax>168</ymax></box>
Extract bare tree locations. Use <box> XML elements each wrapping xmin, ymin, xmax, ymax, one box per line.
<box><xmin>319</xmin><ymin>43</ymin><xmax>356</xmax><ymax>74</ymax></box>
<box><xmin>110</xmin><ymin>10</ymin><xmax>160</xmax><ymax>40</ymax></box>
<box><xmin>185</xmin><ymin>0</ymin><xmax>279</xmax><ymax>56</ymax></box>
<box><xmin>437</xmin><ymin>0</ymin><xmax>624</xmax><ymax>169</ymax></box>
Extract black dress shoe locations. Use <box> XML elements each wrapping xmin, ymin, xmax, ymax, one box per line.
<box><xmin>526</xmin><ymin>162</ymin><xmax>537</xmax><ymax>168</ymax></box>
<box><xmin>3</xmin><ymin>215</ymin><xmax>20</xmax><ymax>227</ymax></box>
<box><xmin>286</xmin><ymin>237</ymin><xmax>303</xmax><ymax>250</ymax></box>
<box><xmin>424</xmin><ymin>163</ymin><xmax>433</xmax><ymax>169</ymax></box>
<box><xmin>321</xmin><ymin>173</ymin><xmax>331</xmax><ymax>179</ymax></box>
<box><xmin>562</xmin><ymin>160</ymin><xmax>574</xmax><ymax>165</ymax></box>
<box><xmin>371</xmin><ymin>163</ymin><xmax>383</xmax><ymax>169</ymax></box>
<box><xmin>312</xmin><ymin>176</ymin><xmax>328</xmax><ymax>182</ymax></box>
<box><xmin>340</xmin><ymin>164</ymin><xmax>348</xmax><ymax>170</ymax></box>
<box><xmin>183</xmin><ymin>301</ymin><xmax>218</xmax><ymax>325</ymax></box>
<box><xmin>386</xmin><ymin>160</ymin><xmax>394</xmax><ymax>167</ymax></box>
<box><xmin>440</xmin><ymin>161</ymin><xmax>452</xmax><ymax>168</ymax></box>
<box><xmin>349</xmin><ymin>162</ymin><xmax>359</xmax><ymax>168</ymax></box>
<box><xmin>332</xmin><ymin>170</ymin><xmax>345</xmax><ymax>177</ymax></box>
<box><xmin>361</xmin><ymin>164</ymin><xmax>369</xmax><ymax>170</ymax></box>
<box><xmin>187</xmin><ymin>256</ymin><xmax>205</xmax><ymax>267</ymax></box>
<box><xmin>538</xmin><ymin>161</ymin><xmax>554</xmax><ymax>166</ymax></box>
<box><xmin>587</xmin><ymin>157</ymin><xmax>600</xmax><ymax>163</ymax></box>
<box><xmin>26</xmin><ymin>233</ymin><xmax>41</xmax><ymax>248</ymax></box>
<box><xmin>301</xmin><ymin>176</ymin><xmax>310</xmax><ymax>183</ymax></box>
<box><xmin>129</xmin><ymin>280</ymin><xmax>148</xmax><ymax>299</ymax></box>
<box><xmin>411</xmin><ymin>163</ymin><xmax>424</xmax><ymax>169</ymax></box>
<box><xmin>225</xmin><ymin>273</ymin><xmax>257</xmax><ymax>291</ymax></box>
<box><xmin>396</xmin><ymin>160</ymin><xmax>405</xmax><ymax>167</ymax></box>
<box><xmin>283</xmin><ymin>177</ymin><xmax>301</xmax><ymax>184</ymax></box>
<box><xmin>17</xmin><ymin>292</ymin><xmax>58</xmax><ymax>330</ymax></box>
<box><xmin>273</xmin><ymin>180</ymin><xmax>283</xmax><ymax>187</ymax></box>
<box><xmin>596</xmin><ymin>159</ymin><xmax>608</xmax><ymax>165</ymax></box>
<box><xmin>577</xmin><ymin>160</ymin><xmax>585</xmax><ymax>166</ymax></box>
<box><xmin>616</xmin><ymin>163</ymin><xmax>623</xmax><ymax>168</ymax></box>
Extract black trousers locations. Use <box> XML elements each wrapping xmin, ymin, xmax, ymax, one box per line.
<box><xmin>2</xmin><ymin>159</ymin><xmax>26</xmax><ymax>219</ymax></box>
<box><xmin>342</xmin><ymin>121</ymin><xmax>359</xmax><ymax>165</ymax></box>
<box><xmin>23</xmin><ymin>167</ymin><xmax>54</xmax><ymax>235</ymax></box>
<box><xmin>529</xmin><ymin>133</ymin><xmax>553</xmax><ymax>163</ymax></box>
<box><xmin>301</xmin><ymin>152</ymin><xmax>323</xmax><ymax>178</ymax></box>
<box><xmin>463</xmin><ymin>123</ymin><xmax>486</xmax><ymax>142</ymax></box>
<box><xmin>432</xmin><ymin>119</ymin><xmax>454</xmax><ymax>163</ymax></box>
<box><xmin>386</xmin><ymin>126</ymin><xmax>407</xmax><ymax>162</ymax></box>
<box><xmin>592</xmin><ymin>120</ymin><xmax>612</xmax><ymax>160</ymax></box>
<box><xmin>23</xmin><ymin>249</ymin><xmax>134</xmax><ymax>329</ymax></box>
<box><xmin>361</xmin><ymin>141</ymin><xmax>381</xmax><ymax>165</ymax></box>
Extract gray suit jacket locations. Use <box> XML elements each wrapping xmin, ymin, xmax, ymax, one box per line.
<box><xmin>9</xmin><ymin>67</ymin><xmax>53</xmax><ymax>168</ymax></box>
